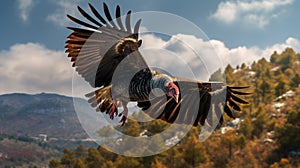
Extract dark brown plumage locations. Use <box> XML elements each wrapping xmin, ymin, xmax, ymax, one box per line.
<box><xmin>66</xmin><ymin>2</ymin><xmax>250</xmax><ymax>126</ymax></box>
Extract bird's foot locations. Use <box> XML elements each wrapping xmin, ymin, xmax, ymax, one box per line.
<box><xmin>107</xmin><ymin>100</ymin><xmax>118</xmax><ymax>120</ymax></box>
<box><xmin>119</xmin><ymin>108</ymin><xmax>128</xmax><ymax>126</ymax></box>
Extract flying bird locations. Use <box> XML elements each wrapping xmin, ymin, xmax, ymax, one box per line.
<box><xmin>65</xmin><ymin>2</ymin><xmax>250</xmax><ymax>127</ymax></box>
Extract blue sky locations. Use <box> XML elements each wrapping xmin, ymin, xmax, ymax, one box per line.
<box><xmin>0</xmin><ymin>0</ymin><xmax>299</xmax><ymax>50</ymax></box>
<box><xmin>0</xmin><ymin>0</ymin><xmax>300</xmax><ymax>96</ymax></box>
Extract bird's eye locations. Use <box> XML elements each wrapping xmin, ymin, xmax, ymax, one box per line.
<box><xmin>168</xmin><ymin>88</ymin><xmax>175</xmax><ymax>94</ymax></box>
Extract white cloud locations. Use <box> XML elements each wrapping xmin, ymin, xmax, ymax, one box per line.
<box><xmin>0</xmin><ymin>43</ymin><xmax>74</xmax><ymax>96</ymax></box>
<box><xmin>183</xmin><ymin>35</ymin><xmax>300</xmax><ymax>68</ymax></box>
<box><xmin>140</xmin><ymin>33</ymin><xmax>168</xmax><ymax>49</ymax></box>
<box><xmin>141</xmin><ymin>34</ymin><xmax>300</xmax><ymax>77</ymax></box>
<box><xmin>47</xmin><ymin>0</ymin><xmax>83</xmax><ymax>27</ymax></box>
<box><xmin>211</xmin><ymin>1</ymin><xmax>238</xmax><ymax>24</ymax></box>
<box><xmin>17</xmin><ymin>0</ymin><xmax>37</xmax><ymax>22</ymax></box>
<box><xmin>210</xmin><ymin>0</ymin><xmax>294</xmax><ymax>28</ymax></box>
<box><xmin>1</xmin><ymin>36</ymin><xmax>299</xmax><ymax>96</ymax></box>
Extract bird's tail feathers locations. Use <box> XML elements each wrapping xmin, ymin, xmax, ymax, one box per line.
<box><xmin>85</xmin><ymin>85</ymin><xmax>113</xmax><ymax>112</ymax></box>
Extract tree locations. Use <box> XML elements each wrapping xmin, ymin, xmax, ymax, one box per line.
<box><xmin>160</xmin><ymin>146</ymin><xmax>185</xmax><ymax>168</ymax></box>
<box><xmin>239</xmin><ymin>116</ymin><xmax>254</xmax><ymax>139</ymax></box>
<box><xmin>277</xmin><ymin>48</ymin><xmax>295</xmax><ymax>71</ymax></box>
<box><xmin>183</xmin><ymin>134</ymin><xmax>208</xmax><ymax>167</ymax></box>
<box><xmin>257</xmin><ymin>77</ymin><xmax>272</xmax><ymax>103</ymax></box>
<box><xmin>290</xmin><ymin>73</ymin><xmax>300</xmax><ymax>88</ymax></box>
<box><xmin>73</xmin><ymin>158</ymin><xmax>87</xmax><ymax>168</ymax></box>
<box><xmin>97</xmin><ymin>125</ymin><xmax>116</xmax><ymax>137</ymax></box>
<box><xmin>226</xmin><ymin>141</ymin><xmax>260</xmax><ymax>168</ymax></box>
<box><xmin>97</xmin><ymin>146</ymin><xmax>118</xmax><ymax>163</ymax></box>
<box><xmin>241</xmin><ymin>63</ymin><xmax>247</xmax><ymax>69</ymax></box>
<box><xmin>115</xmin><ymin>156</ymin><xmax>142</xmax><ymax>168</ymax></box>
<box><xmin>276</xmin><ymin>88</ymin><xmax>300</xmax><ymax>153</ymax></box>
<box><xmin>145</xmin><ymin>119</ymin><xmax>169</xmax><ymax>135</ymax></box>
<box><xmin>225</xmin><ymin>65</ymin><xmax>234</xmax><ymax>84</ymax></box>
<box><xmin>49</xmin><ymin>158</ymin><xmax>63</xmax><ymax>168</ymax></box>
<box><xmin>252</xmin><ymin>105</ymin><xmax>268</xmax><ymax>138</ymax></box>
<box><xmin>116</xmin><ymin>119</ymin><xmax>141</xmax><ymax>137</ymax></box>
<box><xmin>275</xmin><ymin>80</ymin><xmax>287</xmax><ymax>97</ymax></box>
<box><xmin>60</xmin><ymin>148</ymin><xmax>76</xmax><ymax>168</ymax></box>
<box><xmin>254</xmin><ymin>58</ymin><xmax>269</xmax><ymax>77</ymax></box>
<box><xmin>75</xmin><ymin>145</ymin><xmax>87</xmax><ymax>158</ymax></box>
<box><xmin>102</xmin><ymin>160</ymin><xmax>116</xmax><ymax>168</ymax></box>
<box><xmin>151</xmin><ymin>159</ymin><xmax>167</xmax><ymax>168</ymax></box>
<box><xmin>270</xmin><ymin>51</ymin><xmax>279</xmax><ymax>64</ymax></box>
<box><xmin>209</xmin><ymin>68</ymin><xmax>225</xmax><ymax>82</ymax></box>
<box><xmin>284</xmin><ymin>68</ymin><xmax>294</xmax><ymax>79</ymax></box>
<box><xmin>86</xmin><ymin>148</ymin><xmax>105</xmax><ymax>168</ymax></box>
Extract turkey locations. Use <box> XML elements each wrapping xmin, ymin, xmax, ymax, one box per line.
<box><xmin>65</xmin><ymin>2</ymin><xmax>250</xmax><ymax>127</ymax></box>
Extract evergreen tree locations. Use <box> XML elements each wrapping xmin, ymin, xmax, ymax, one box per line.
<box><xmin>252</xmin><ymin>105</ymin><xmax>268</xmax><ymax>137</ymax></box>
<box><xmin>275</xmin><ymin>80</ymin><xmax>286</xmax><ymax>97</ymax></box>
<box><xmin>225</xmin><ymin>65</ymin><xmax>234</xmax><ymax>84</ymax></box>
<box><xmin>60</xmin><ymin>148</ymin><xmax>76</xmax><ymax>168</ymax></box>
<box><xmin>73</xmin><ymin>158</ymin><xmax>87</xmax><ymax>168</ymax></box>
<box><xmin>276</xmin><ymin>88</ymin><xmax>300</xmax><ymax>153</ymax></box>
<box><xmin>270</xmin><ymin>51</ymin><xmax>279</xmax><ymax>64</ymax></box>
<box><xmin>239</xmin><ymin>116</ymin><xmax>254</xmax><ymax>139</ymax></box>
<box><xmin>209</xmin><ymin>68</ymin><xmax>225</xmax><ymax>82</ymax></box>
<box><xmin>75</xmin><ymin>145</ymin><xmax>87</xmax><ymax>158</ymax></box>
<box><xmin>183</xmin><ymin>134</ymin><xmax>208</xmax><ymax>167</ymax></box>
<box><xmin>115</xmin><ymin>156</ymin><xmax>142</xmax><ymax>168</ymax></box>
<box><xmin>97</xmin><ymin>125</ymin><xmax>116</xmax><ymax>137</ymax></box>
<box><xmin>290</xmin><ymin>73</ymin><xmax>300</xmax><ymax>88</ymax></box>
<box><xmin>241</xmin><ymin>63</ymin><xmax>247</xmax><ymax>69</ymax></box>
<box><xmin>49</xmin><ymin>158</ymin><xmax>62</xmax><ymax>168</ymax></box>
<box><xmin>258</xmin><ymin>77</ymin><xmax>272</xmax><ymax>103</ymax></box>
<box><xmin>86</xmin><ymin>148</ymin><xmax>105</xmax><ymax>168</ymax></box>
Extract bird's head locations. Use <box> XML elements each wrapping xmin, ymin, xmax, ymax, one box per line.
<box><xmin>116</xmin><ymin>37</ymin><xmax>142</xmax><ymax>56</ymax></box>
<box><xmin>165</xmin><ymin>82</ymin><xmax>179</xmax><ymax>103</ymax></box>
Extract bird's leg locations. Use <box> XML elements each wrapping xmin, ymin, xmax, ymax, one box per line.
<box><xmin>119</xmin><ymin>101</ymin><xmax>128</xmax><ymax>126</ymax></box>
<box><xmin>107</xmin><ymin>99</ymin><xmax>118</xmax><ymax>120</ymax></box>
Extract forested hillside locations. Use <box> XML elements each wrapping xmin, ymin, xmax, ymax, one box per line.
<box><xmin>48</xmin><ymin>48</ymin><xmax>300</xmax><ymax>168</ymax></box>
<box><xmin>1</xmin><ymin>48</ymin><xmax>299</xmax><ymax>167</ymax></box>
<box><xmin>0</xmin><ymin>93</ymin><xmax>97</xmax><ymax>167</ymax></box>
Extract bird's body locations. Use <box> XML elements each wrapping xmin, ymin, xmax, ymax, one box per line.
<box><xmin>66</xmin><ymin>2</ymin><xmax>250</xmax><ymax>126</ymax></box>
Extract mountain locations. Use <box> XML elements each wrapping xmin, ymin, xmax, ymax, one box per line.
<box><xmin>0</xmin><ymin>92</ymin><xmax>96</xmax><ymax>143</ymax></box>
<box><xmin>0</xmin><ymin>93</ymin><xmax>103</xmax><ymax>167</ymax></box>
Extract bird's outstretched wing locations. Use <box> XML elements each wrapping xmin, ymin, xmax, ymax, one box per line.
<box><xmin>139</xmin><ymin>78</ymin><xmax>250</xmax><ymax>127</ymax></box>
<box><xmin>66</xmin><ymin>2</ymin><xmax>145</xmax><ymax>87</ymax></box>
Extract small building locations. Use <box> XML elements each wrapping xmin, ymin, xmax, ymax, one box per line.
<box><xmin>38</xmin><ymin>134</ymin><xmax>47</xmax><ymax>142</ymax></box>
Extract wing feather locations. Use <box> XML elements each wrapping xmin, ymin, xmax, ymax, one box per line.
<box><xmin>77</xmin><ymin>6</ymin><xmax>103</xmax><ymax>27</ymax></box>
<box><xmin>116</xmin><ymin>5</ymin><xmax>125</xmax><ymax>30</ymax></box>
<box><xmin>66</xmin><ymin>3</ymin><xmax>145</xmax><ymax>87</ymax></box>
<box><xmin>230</xmin><ymin>94</ymin><xmax>249</xmax><ymax>104</ymax></box>
<box><xmin>125</xmin><ymin>11</ymin><xmax>132</xmax><ymax>32</ymax></box>
<box><xmin>88</xmin><ymin>3</ymin><xmax>109</xmax><ymax>26</ymax></box>
<box><xmin>103</xmin><ymin>3</ymin><xmax>117</xmax><ymax>28</ymax></box>
<box><xmin>144</xmin><ymin>78</ymin><xmax>249</xmax><ymax>127</ymax></box>
<box><xmin>67</xmin><ymin>14</ymin><xmax>99</xmax><ymax>30</ymax></box>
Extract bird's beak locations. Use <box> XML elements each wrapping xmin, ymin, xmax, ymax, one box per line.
<box><xmin>172</xmin><ymin>94</ymin><xmax>179</xmax><ymax>103</ymax></box>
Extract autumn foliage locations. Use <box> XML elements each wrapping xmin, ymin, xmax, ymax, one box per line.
<box><xmin>50</xmin><ymin>48</ymin><xmax>300</xmax><ymax>167</ymax></box>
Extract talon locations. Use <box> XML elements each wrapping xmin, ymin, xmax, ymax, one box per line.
<box><xmin>119</xmin><ymin>106</ymin><xmax>128</xmax><ymax>126</ymax></box>
<box><xmin>120</xmin><ymin>116</ymin><xmax>127</xmax><ymax>126</ymax></box>
<box><xmin>107</xmin><ymin>100</ymin><xmax>118</xmax><ymax>120</ymax></box>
